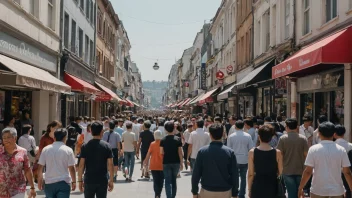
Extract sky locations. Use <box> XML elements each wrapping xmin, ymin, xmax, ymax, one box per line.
<box><xmin>111</xmin><ymin>0</ymin><xmax>222</xmax><ymax>81</ymax></box>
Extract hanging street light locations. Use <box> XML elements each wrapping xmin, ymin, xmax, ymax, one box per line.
<box><xmin>153</xmin><ymin>62</ymin><xmax>160</xmax><ymax>70</ymax></box>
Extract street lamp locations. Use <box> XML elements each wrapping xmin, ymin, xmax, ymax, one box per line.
<box><xmin>153</xmin><ymin>62</ymin><xmax>160</xmax><ymax>70</ymax></box>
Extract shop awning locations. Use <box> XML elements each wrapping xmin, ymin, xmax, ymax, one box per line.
<box><xmin>190</xmin><ymin>93</ymin><xmax>205</xmax><ymax>105</ymax></box>
<box><xmin>198</xmin><ymin>88</ymin><xmax>219</xmax><ymax>105</ymax></box>
<box><xmin>217</xmin><ymin>82</ymin><xmax>237</xmax><ymax>101</ymax></box>
<box><xmin>125</xmin><ymin>99</ymin><xmax>134</xmax><ymax>107</ymax></box>
<box><xmin>95</xmin><ymin>82</ymin><xmax>122</xmax><ymax>102</ymax></box>
<box><xmin>64</xmin><ymin>73</ymin><xmax>100</xmax><ymax>94</ymax></box>
<box><xmin>272</xmin><ymin>26</ymin><xmax>352</xmax><ymax>79</ymax></box>
<box><xmin>235</xmin><ymin>60</ymin><xmax>273</xmax><ymax>89</ymax></box>
<box><xmin>0</xmin><ymin>54</ymin><xmax>71</xmax><ymax>93</ymax></box>
<box><xmin>179</xmin><ymin>98</ymin><xmax>191</xmax><ymax>108</ymax></box>
<box><xmin>132</xmin><ymin>102</ymin><xmax>140</xmax><ymax>107</ymax></box>
<box><xmin>176</xmin><ymin>99</ymin><xmax>186</xmax><ymax>107</ymax></box>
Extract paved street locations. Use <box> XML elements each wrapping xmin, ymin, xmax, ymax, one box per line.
<box><xmin>31</xmin><ymin>159</ymin><xmax>193</xmax><ymax>198</ymax></box>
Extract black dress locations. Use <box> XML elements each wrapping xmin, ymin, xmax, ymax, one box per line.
<box><xmin>251</xmin><ymin>148</ymin><xmax>278</xmax><ymax>198</ymax></box>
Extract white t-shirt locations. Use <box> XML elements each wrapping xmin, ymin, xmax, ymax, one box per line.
<box><xmin>183</xmin><ymin>129</ymin><xmax>191</xmax><ymax>143</ymax></box>
<box><xmin>228</xmin><ymin>125</ymin><xmax>236</xmax><ymax>136</ymax></box>
<box><xmin>188</xmin><ymin>128</ymin><xmax>211</xmax><ymax>159</ymax></box>
<box><xmin>335</xmin><ymin>138</ymin><xmax>352</xmax><ymax>153</ymax></box>
<box><xmin>38</xmin><ymin>142</ymin><xmax>76</xmax><ymax>184</ymax></box>
<box><xmin>122</xmin><ymin>131</ymin><xmax>137</xmax><ymax>152</ymax></box>
<box><xmin>18</xmin><ymin>134</ymin><xmax>36</xmax><ymax>152</ymax></box>
<box><xmin>305</xmin><ymin>140</ymin><xmax>351</xmax><ymax>196</ymax></box>
<box><xmin>299</xmin><ymin>125</ymin><xmax>314</xmax><ymax>139</ymax></box>
<box><xmin>132</xmin><ymin>123</ymin><xmax>142</xmax><ymax>140</ymax></box>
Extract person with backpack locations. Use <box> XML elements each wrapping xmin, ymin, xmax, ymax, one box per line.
<box><xmin>102</xmin><ymin>121</ymin><xmax>122</xmax><ymax>182</ymax></box>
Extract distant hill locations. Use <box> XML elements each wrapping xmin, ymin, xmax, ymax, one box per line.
<box><xmin>143</xmin><ymin>80</ymin><xmax>167</xmax><ymax>89</ymax></box>
<box><xmin>143</xmin><ymin>81</ymin><xmax>167</xmax><ymax>108</ymax></box>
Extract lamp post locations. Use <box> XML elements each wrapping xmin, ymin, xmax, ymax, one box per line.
<box><xmin>153</xmin><ymin>62</ymin><xmax>160</xmax><ymax>70</ymax></box>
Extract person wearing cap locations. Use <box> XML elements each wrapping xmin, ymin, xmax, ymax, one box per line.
<box><xmin>299</xmin><ymin>115</ymin><xmax>314</xmax><ymax>147</ymax></box>
<box><xmin>102</xmin><ymin>121</ymin><xmax>122</xmax><ymax>182</ymax></box>
<box><xmin>0</xmin><ymin>127</ymin><xmax>36</xmax><ymax>198</ymax></box>
<box><xmin>37</xmin><ymin>128</ymin><xmax>76</xmax><ymax>197</ymax></box>
<box><xmin>144</xmin><ymin>130</ymin><xmax>164</xmax><ymax>198</ymax></box>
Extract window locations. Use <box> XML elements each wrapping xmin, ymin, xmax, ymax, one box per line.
<box><xmin>13</xmin><ymin>0</ymin><xmax>20</xmax><ymax>5</ymax></box>
<box><xmin>326</xmin><ymin>0</ymin><xmax>337</xmax><ymax>22</ymax></box>
<box><xmin>71</xmin><ymin>20</ymin><xmax>76</xmax><ymax>53</ymax></box>
<box><xmin>97</xmin><ymin>8</ymin><xmax>102</xmax><ymax>35</ymax></box>
<box><xmin>90</xmin><ymin>40</ymin><xmax>94</xmax><ymax>66</ymax></box>
<box><xmin>29</xmin><ymin>0</ymin><xmax>35</xmax><ymax>15</ymax></box>
<box><xmin>85</xmin><ymin>35</ymin><xmax>89</xmax><ymax>63</ymax></box>
<box><xmin>78</xmin><ymin>28</ymin><xmax>83</xmax><ymax>58</ymax></box>
<box><xmin>64</xmin><ymin>13</ymin><xmax>69</xmax><ymax>49</ymax></box>
<box><xmin>86</xmin><ymin>0</ymin><xmax>90</xmax><ymax>18</ymax></box>
<box><xmin>303</xmin><ymin>0</ymin><xmax>310</xmax><ymax>35</ymax></box>
<box><xmin>80</xmin><ymin>0</ymin><xmax>84</xmax><ymax>11</ymax></box>
<box><xmin>48</xmin><ymin>0</ymin><xmax>55</xmax><ymax>30</ymax></box>
<box><xmin>285</xmin><ymin>0</ymin><xmax>290</xmax><ymax>39</ymax></box>
<box><xmin>90</xmin><ymin>1</ymin><xmax>94</xmax><ymax>24</ymax></box>
<box><xmin>266</xmin><ymin>11</ymin><xmax>270</xmax><ymax>50</ymax></box>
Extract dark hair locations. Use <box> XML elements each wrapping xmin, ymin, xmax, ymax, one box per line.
<box><xmin>84</xmin><ymin>116</ymin><xmax>89</xmax><ymax>121</ymax></box>
<box><xmin>235</xmin><ymin>120</ymin><xmax>244</xmax><ymax>129</ymax></box>
<box><xmin>109</xmin><ymin>121</ymin><xmax>115</xmax><ymax>130</ymax></box>
<box><xmin>244</xmin><ymin>119</ymin><xmax>253</xmax><ymax>127</ymax></box>
<box><xmin>176</xmin><ymin>125</ymin><xmax>183</xmax><ymax>132</ymax></box>
<box><xmin>196</xmin><ymin>119</ymin><xmax>204</xmax><ymax>128</ymax></box>
<box><xmin>318</xmin><ymin>115</ymin><xmax>328</xmax><ymax>124</ymax></box>
<box><xmin>335</xmin><ymin>124</ymin><xmax>346</xmax><ymax>136</ymax></box>
<box><xmin>46</xmin><ymin>120</ymin><xmax>62</xmax><ymax>135</ymax></box>
<box><xmin>21</xmin><ymin>125</ymin><xmax>31</xmax><ymax>135</ymax></box>
<box><xmin>138</xmin><ymin>118</ymin><xmax>144</xmax><ymax>124</ymax></box>
<box><xmin>285</xmin><ymin>118</ymin><xmax>298</xmax><ymax>130</ymax></box>
<box><xmin>257</xmin><ymin>119</ymin><xmax>264</xmax><ymax>125</ymax></box>
<box><xmin>229</xmin><ymin>115</ymin><xmax>237</xmax><ymax>121</ymax></box>
<box><xmin>214</xmin><ymin>116</ymin><xmax>222</xmax><ymax>123</ymax></box>
<box><xmin>69</xmin><ymin>116</ymin><xmax>75</xmax><ymax>123</ymax></box>
<box><xmin>144</xmin><ymin>121</ymin><xmax>151</xmax><ymax>129</ymax></box>
<box><xmin>318</xmin><ymin>121</ymin><xmax>335</xmax><ymax>138</ymax></box>
<box><xmin>54</xmin><ymin>128</ymin><xmax>68</xmax><ymax>141</ymax></box>
<box><xmin>91</xmin><ymin>121</ymin><xmax>104</xmax><ymax>136</ymax></box>
<box><xmin>258</xmin><ymin>125</ymin><xmax>274</xmax><ymax>143</ymax></box>
<box><xmin>264</xmin><ymin>116</ymin><xmax>272</xmax><ymax>122</ymax></box>
<box><xmin>209</xmin><ymin>123</ymin><xmax>223</xmax><ymax>140</ymax></box>
<box><xmin>164</xmin><ymin>121</ymin><xmax>175</xmax><ymax>133</ymax></box>
<box><xmin>277</xmin><ymin>116</ymin><xmax>283</xmax><ymax>122</ymax></box>
<box><xmin>75</xmin><ymin>116</ymin><xmax>83</xmax><ymax>122</ymax></box>
<box><xmin>126</xmin><ymin>122</ymin><xmax>133</xmax><ymax>129</ymax></box>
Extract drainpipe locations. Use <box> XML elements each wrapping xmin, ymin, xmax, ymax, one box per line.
<box><xmin>292</xmin><ymin>0</ymin><xmax>297</xmax><ymax>51</ymax></box>
<box><xmin>59</xmin><ymin>0</ymin><xmax>66</xmax><ymax>126</ymax></box>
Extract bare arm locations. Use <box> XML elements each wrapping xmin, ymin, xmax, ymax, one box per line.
<box><xmin>298</xmin><ymin>166</ymin><xmax>313</xmax><ymax>191</ymax></box>
<box><xmin>276</xmin><ymin>150</ymin><xmax>283</xmax><ymax>175</ymax></box>
<box><xmin>107</xmin><ymin>158</ymin><xmax>114</xmax><ymax>183</ymax></box>
<box><xmin>144</xmin><ymin>151</ymin><xmax>151</xmax><ymax>165</ymax></box>
<box><xmin>187</xmin><ymin>144</ymin><xmax>192</xmax><ymax>160</ymax></box>
<box><xmin>78</xmin><ymin>158</ymin><xmax>85</xmax><ymax>182</ymax></box>
<box><xmin>69</xmin><ymin>165</ymin><xmax>76</xmax><ymax>182</ymax></box>
<box><xmin>247</xmin><ymin>149</ymin><xmax>254</xmax><ymax>193</ymax></box>
<box><xmin>133</xmin><ymin>141</ymin><xmax>138</xmax><ymax>152</ymax></box>
<box><xmin>24</xmin><ymin>166</ymin><xmax>35</xmax><ymax>189</ymax></box>
<box><xmin>136</xmin><ymin>138</ymin><xmax>142</xmax><ymax>154</ymax></box>
<box><xmin>343</xmin><ymin>167</ymin><xmax>352</xmax><ymax>190</ymax></box>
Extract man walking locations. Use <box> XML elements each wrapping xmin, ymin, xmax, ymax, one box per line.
<box><xmin>244</xmin><ymin>119</ymin><xmax>255</xmax><ymax>142</ymax></box>
<box><xmin>192</xmin><ymin>123</ymin><xmax>239</xmax><ymax>198</ymax></box>
<box><xmin>187</xmin><ymin>119</ymin><xmax>211</xmax><ymax>172</ymax></box>
<box><xmin>102</xmin><ymin>121</ymin><xmax>122</xmax><ymax>182</ymax></box>
<box><xmin>122</xmin><ymin>122</ymin><xmax>137</xmax><ymax>182</ymax></box>
<box><xmin>277</xmin><ymin>118</ymin><xmax>308</xmax><ymax>198</ymax></box>
<box><xmin>227</xmin><ymin>120</ymin><xmax>253</xmax><ymax>198</ymax></box>
<box><xmin>299</xmin><ymin>122</ymin><xmax>352</xmax><ymax>198</ymax></box>
<box><xmin>38</xmin><ymin>128</ymin><xmax>76</xmax><ymax>197</ymax></box>
<box><xmin>137</xmin><ymin>120</ymin><xmax>155</xmax><ymax>178</ymax></box>
<box><xmin>78</xmin><ymin>122</ymin><xmax>114</xmax><ymax>197</ymax></box>
<box><xmin>160</xmin><ymin>121</ymin><xmax>183</xmax><ymax>198</ymax></box>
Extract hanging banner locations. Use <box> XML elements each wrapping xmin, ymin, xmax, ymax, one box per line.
<box><xmin>200</xmin><ymin>63</ymin><xmax>207</xmax><ymax>90</ymax></box>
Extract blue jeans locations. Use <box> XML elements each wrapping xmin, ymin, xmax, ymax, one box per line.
<box><xmin>163</xmin><ymin>164</ymin><xmax>180</xmax><ymax>198</ymax></box>
<box><xmin>237</xmin><ymin>164</ymin><xmax>248</xmax><ymax>198</ymax></box>
<box><xmin>283</xmin><ymin>175</ymin><xmax>302</xmax><ymax>198</ymax></box>
<box><xmin>45</xmin><ymin>181</ymin><xmax>70</xmax><ymax>198</ymax></box>
<box><xmin>124</xmin><ymin>151</ymin><xmax>135</xmax><ymax>178</ymax></box>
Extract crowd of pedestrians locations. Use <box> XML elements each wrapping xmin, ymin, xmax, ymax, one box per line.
<box><xmin>2</xmin><ymin>111</ymin><xmax>352</xmax><ymax>198</ymax></box>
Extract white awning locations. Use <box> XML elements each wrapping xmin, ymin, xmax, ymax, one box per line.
<box><xmin>0</xmin><ymin>54</ymin><xmax>71</xmax><ymax>93</ymax></box>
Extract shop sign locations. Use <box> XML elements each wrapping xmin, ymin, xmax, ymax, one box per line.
<box><xmin>275</xmin><ymin>78</ymin><xmax>287</xmax><ymax>95</ymax></box>
<box><xmin>216</xmin><ymin>70</ymin><xmax>225</xmax><ymax>80</ymax></box>
<box><xmin>226</xmin><ymin>65</ymin><xmax>234</xmax><ymax>75</ymax></box>
<box><xmin>0</xmin><ymin>32</ymin><xmax>57</xmax><ymax>72</ymax></box>
<box><xmin>66</xmin><ymin>59</ymin><xmax>94</xmax><ymax>84</ymax></box>
<box><xmin>321</xmin><ymin>71</ymin><xmax>343</xmax><ymax>89</ymax></box>
<box><xmin>184</xmin><ymin>81</ymin><xmax>189</xmax><ymax>87</ymax></box>
<box><xmin>200</xmin><ymin>63</ymin><xmax>207</xmax><ymax>90</ymax></box>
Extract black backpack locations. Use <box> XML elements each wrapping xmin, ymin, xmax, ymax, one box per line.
<box><xmin>66</xmin><ymin>125</ymin><xmax>78</xmax><ymax>148</ymax></box>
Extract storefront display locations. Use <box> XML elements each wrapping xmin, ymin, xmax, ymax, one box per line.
<box><xmin>239</xmin><ymin>95</ymin><xmax>254</xmax><ymax>118</ymax></box>
<box><xmin>11</xmin><ymin>91</ymin><xmax>32</xmax><ymax>118</ymax></box>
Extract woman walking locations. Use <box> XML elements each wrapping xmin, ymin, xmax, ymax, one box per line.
<box><xmin>248</xmin><ymin>124</ymin><xmax>283</xmax><ymax>198</ymax></box>
<box><xmin>144</xmin><ymin>130</ymin><xmax>164</xmax><ymax>198</ymax></box>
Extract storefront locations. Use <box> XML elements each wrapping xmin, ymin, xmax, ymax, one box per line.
<box><xmin>217</xmin><ymin>82</ymin><xmax>237</xmax><ymax>116</ymax></box>
<box><xmin>95</xmin><ymin>82</ymin><xmax>123</xmax><ymax>118</ymax></box>
<box><xmin>271</xmin><ymin>26</ymin><xmax>352</xmax><ymax>140</ymax></box>
<box><xmin>274</xmin><ymin>78</ymin><xmax>288</xmax><ymax>118</ymax></box>
<box><xmin>0</xmin><ymin>31</ymin><xmax>70</xmax><ymax>141</ymax></box>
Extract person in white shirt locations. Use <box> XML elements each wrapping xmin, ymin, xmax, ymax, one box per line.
<box><xmin>312</xmin><ymin>115</ymin><xmax>328</xmax><ymax>146</ymax></box>
<box><xmin>183</xmin><ymin>122</ymin><xmax>193</xmax><ymax>170</ymax></box>
<box><xmin>299</xmin><ymin>116</ymin><xmax>314</xmax><ymax>147</ymax></box>
<box><xmin>37</xmin><ymin>128</ymin><xmax>76</xmax><ymax>197</ymax></box>
<box><xmin>122</xmin><ymin>122</ymin><xmax>137</xmax><ymax>181</ymax></box>
<box><xmin>334</xmin><ymin>124</ymin><xmax>352</xmax><ymax>198</ymax></box>
<box><xmin>228</xmin><ymin>116</ymin><xmax>238</xmax><ymax>136</ymax></box>
<box><xmin>18</xmin><ymin>125</ymin><xmax>37</xmax><ymax>164</ymax></box>
<box><xmin>298</xmin><ymin>122</ymin><xmax>352</xmax><ymax>198</ymax></box>
<box><xmin>227</xmin><ymin>120</ymin><xmax>253</xmax><ymax>198</ymax></box>
<box><xmin>157</xmin><ymin>119</ymin><xmax>166</xmax><ymax>137</ymax></box>
<box><xmin>187</xmin><ymin>119</ymin><xmax>211</xmax><ymax>172</ymax></box>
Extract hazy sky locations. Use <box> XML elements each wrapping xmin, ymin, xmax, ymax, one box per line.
<box><xmin>111</xmin><ymin>0</ymin><xmax>221</xmax><ymax>81</ymax></box>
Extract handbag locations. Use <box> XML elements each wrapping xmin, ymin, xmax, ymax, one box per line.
<box><xmin>276</xmin><ymin>175</ymin><xmax>286</xmax><ymax>198</ymax></box>
<box><xmin>26</xmin><ymin>136</ymin><xmax>36</xmax><ymax>157</ymax></box>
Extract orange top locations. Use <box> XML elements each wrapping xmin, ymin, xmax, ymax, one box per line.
<box><xmin>148</xmin><ymin>140</ymin><xmax>163</xmax><ymax>171</ymax></box>
<box><xmin>75</xmin><ymin>134</ymin><xmax>85</xmax><ymax>155</ymax></box>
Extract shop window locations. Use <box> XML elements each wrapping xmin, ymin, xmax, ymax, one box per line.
<box><xmin>66</xmin><ymin>95</ymin><xmax>75</xmax><ymax>118</ymax></box>
<box><xmin>300</xmin><ymin>93</ymin><xmax>314</xmax><ymax>124</ymax></box>
<box><xmin>332</xmin><ymin>90</ymin><xmax>344</xmax><ymax>125</ymax></box>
